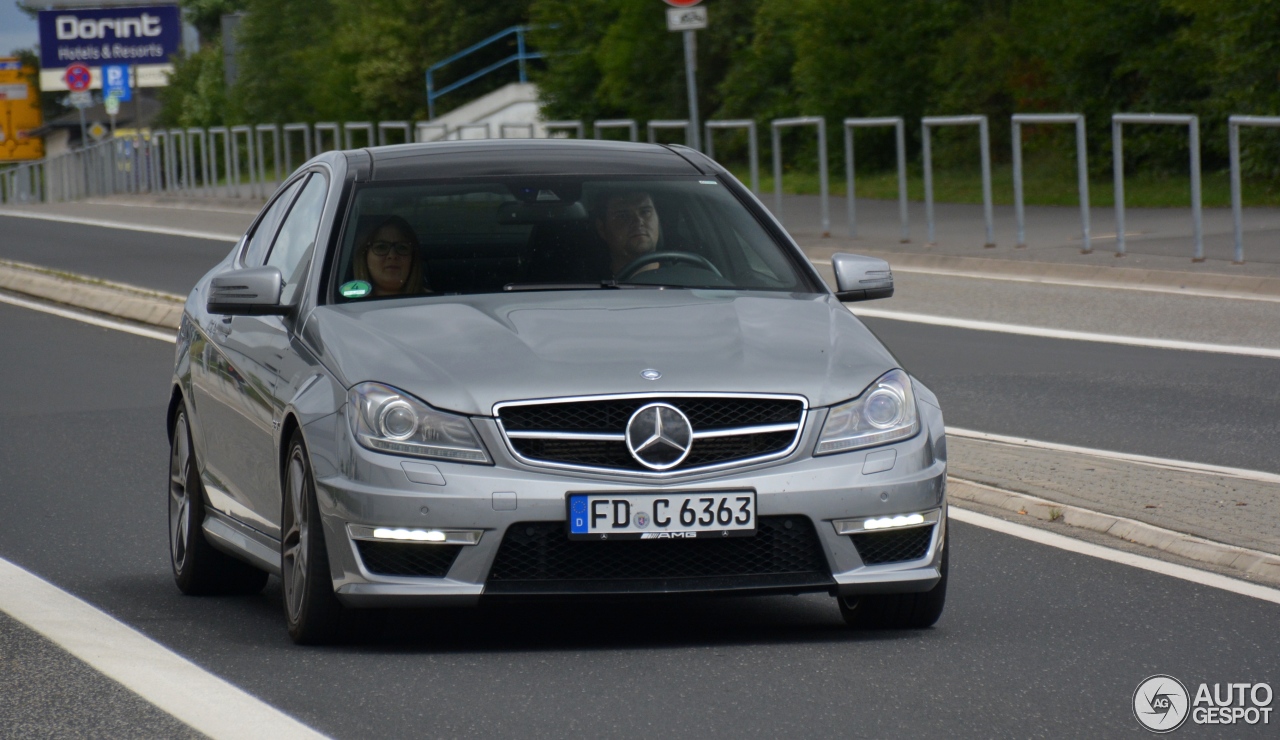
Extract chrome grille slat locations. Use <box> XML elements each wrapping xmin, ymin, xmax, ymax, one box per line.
<box><xmin>494</xmin><ymin>393</ymin><xmax>807</xmax><ymax>476</ymax></box>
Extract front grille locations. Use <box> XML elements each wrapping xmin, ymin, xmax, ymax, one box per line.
<box><xmin>498</xmin><ymin>396</ymin><xmax>805</xmax><ymax>474</ymax></box>
<box><xmin>850</xmin><ymin>525</ymin><xmax>934</xmax><ymax>565</ymax></box>
<box><xmin>485</xmin><ymin>516</ymin><xmax>833</xmax><ymax>594</ymax></box>
<box><xmin>355</xmin><ymin>541</ymin><xmax>462</xmax><ymax>577</ymax></box>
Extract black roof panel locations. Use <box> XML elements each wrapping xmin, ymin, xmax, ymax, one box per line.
<box><xmin>364</xmin><ymin>139</ymin><xmax>705</xmax><ymax>181</ymax></box>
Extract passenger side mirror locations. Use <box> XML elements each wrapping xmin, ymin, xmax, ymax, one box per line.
<box><xmin>207</xmin><ymin>266</ymin><xmax>290</xmax><ymax>315</ymax></box>
<box><xmin>831</xmin><ymin>253</ymin><xmax>894</xmax><ymax>302</ymax></box>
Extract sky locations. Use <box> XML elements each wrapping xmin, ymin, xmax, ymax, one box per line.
<box><xmin>2</xmin><ymin>1</ymin><xmax>40</xmax><ymax>58</ymax></box>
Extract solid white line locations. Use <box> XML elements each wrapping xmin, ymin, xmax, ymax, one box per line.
<box><xmin>84</xmin><ymin>198</ymin><xmax>262</xmax><ymax>216</ymax></box>
<box><xmin>889</xmin><ymin>264</ymin><xmax>1280</xmax><ymax>304</ymax></box>
<box><xmin>851</xmin><ymin>306</ymin><xmax>1280</xmax><ymax>359</ymax></box>
<box><xmin>950</xmin><ymin>506</ymin><xmax>1280</xmax><ymax>606</ymax></box>
<box><xmin>947</xmin><ymin>427</ymin><xmax>1280</xmax><ymax>484</ymax></box>
<box><xmin>0</xmin><ymin>209</ymin><xmax>240</xmax><ymax>242</ymax></box>
<box><xmin>0</xmin><ymin>292</ymin><xmax>175</xmax><ymax>343</ymax></box>
<box><xmin>0</xmin><ymin>556</ymin><xmax>329</xmax><ymax>740</ymax></box>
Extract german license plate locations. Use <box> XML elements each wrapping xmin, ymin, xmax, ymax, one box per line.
<box><xmin>566</xmin><ymin>492</ymin><xmax>756</xmax><ymax>541</ymax></box>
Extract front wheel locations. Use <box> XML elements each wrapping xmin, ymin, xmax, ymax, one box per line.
<box><xmin>169</xmin><ymin>403</ymin><xmax>268</xmax><ymax>595</ymax></box>
<box><xmin>281</xmin><ymin>430</ymin><xmax>347</xmax><ymax>644</ymax></box>
<box><xmin>838</xmin><ymin>538</ymin><xmax>948</xmax><ymax>629</ymax></box>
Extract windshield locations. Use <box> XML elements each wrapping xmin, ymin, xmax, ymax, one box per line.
<box><xmin>330</xmin><ymin>177</ymin><xmax>811</xmax><ymax>301</ymax></box>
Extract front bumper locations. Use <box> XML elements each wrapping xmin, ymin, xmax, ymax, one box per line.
<box><xmin>307</xmin><ymin>409</ymin><xmax>948</xmax><ymax>608</ymax></box>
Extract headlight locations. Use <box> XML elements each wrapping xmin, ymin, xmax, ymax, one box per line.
<box><xmin>347</xmin><ymin>382</ymin><xmax>491</xmax><ymax>464</ymax></box>
<box><xmin>815</xmin><ymin>369</ymin><xmax>919</xmax><ymax>455</ymax></box>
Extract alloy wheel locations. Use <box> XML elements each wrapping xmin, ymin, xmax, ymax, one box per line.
<box><xmin>282</xmin><ymin>448</ymin><xmax>310</xmax><ymax>623</ymax></box>
<box><xmin>169</xmin><ymin>411</ymin><xmax>192</xmax><ymax>572</ymax></box>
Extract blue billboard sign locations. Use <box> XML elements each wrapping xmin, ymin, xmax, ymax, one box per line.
<box><xmin>37</xmin><ymin>5</ymin><xmax>182</xmax><ymax>70</ymax></box>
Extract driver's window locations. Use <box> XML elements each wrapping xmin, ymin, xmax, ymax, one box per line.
<box><xmin>266</xmin><ymin>173</ymin><xmax>329</xmax><ymax>305</ymax></box>
<box><xmin>242</xmin><ymin>178</ymin><xmax>303</xmax><ymax>267</ymax></box>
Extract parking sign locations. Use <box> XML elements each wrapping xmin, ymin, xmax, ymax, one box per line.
<box><xmin>103</xmin><ymin>65</ymin><xmax>131</xmax><ymax>102</ymax></box>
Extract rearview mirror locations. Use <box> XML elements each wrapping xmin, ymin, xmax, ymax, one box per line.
<box><xmin>207</xmin><ymin>266</ymin><xmax>289</xmax><ymax>315</ymax></box>
<box><xmin>831</xmin><ymin>253</ymin><xmax>894</xmax><ymax>302</ymax></box>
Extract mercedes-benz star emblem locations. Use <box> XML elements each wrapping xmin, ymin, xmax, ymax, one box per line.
<box><xmin>625</xmin><ymin>402</ymin><xmax>693</xmax><ymax>470</ymax></box>
<box><xmin>640</xmin><ymin>369</ymin><xmax>662</xmax><ymax>381</ymax></box>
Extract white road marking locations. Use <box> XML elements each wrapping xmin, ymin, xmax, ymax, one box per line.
<box><xmin>851</xmin><ymin>306</ymin><xmax>1280</xmax><ymax>359</ymax></box>
<box><xmin>0</xmin><ymin>292</ymin><xmax>176</xmax><ymax>342</ymax></box>
<box><xmin>84</xmin><ymin>198</ymin><xmax>261</xmax><ymax>216</ymax></box>
<box><xmin>950</xmin><ymin>506</ymin><xmax>1280</xmax><ymax>606</ymax></box>
<box><xmin>891</xmin><ymin>265</ymin><xmax>1280</xmax><ymax>304</ymax></box>
<box><xmin>0</xmin><ymin>209</ymin><xmax>240</xmax><ymax>242</ymax></box>
<box><xmin>948</xmin><ymin>427</ymin><xmax>1280</xmax><ymax>484</ymax></box>
<box><xmin>0</xmin><ymin>556</ymin><xmax>329</xmax><ymax>740</ymax></box>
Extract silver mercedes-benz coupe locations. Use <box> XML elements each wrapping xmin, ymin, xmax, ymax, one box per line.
<box><xmin>168</xmin><ymin>139</ymin><xmax>948</xmax><ymax>643</ymax></box>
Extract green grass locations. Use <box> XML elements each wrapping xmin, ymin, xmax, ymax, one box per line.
<box><xmin>728</xmin><ymin>159</ymin><xmax>1280</xmax><ymax>208</ymax></box>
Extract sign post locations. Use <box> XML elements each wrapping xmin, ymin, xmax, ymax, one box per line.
<box><xmin>65</xmin><ymin>63</ymin><xmax>92</xmax><ymax>148</ymax></box>
<box><xmin>664</xmin><ymin>0</ymin><xmax>706</xmax><ymax>152</ymax></box>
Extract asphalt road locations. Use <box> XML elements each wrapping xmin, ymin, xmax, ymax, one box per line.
<box><xmin>1</xmin><ymin>295</ymin><xmax>1278</xmax><ymax>737</ymax></box>
<box><xmin>0</xmin><ymin>215</ymin><xmax>232</xmax><ymax>294</ymax></box>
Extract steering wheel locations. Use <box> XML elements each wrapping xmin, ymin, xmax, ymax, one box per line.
<box><xmin>616</xmin><ymin>251</ymin><xmax>723</xmax><ymax>281</ymax></box>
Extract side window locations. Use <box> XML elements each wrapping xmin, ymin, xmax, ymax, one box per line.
<box><xmin>267</xmin><ymin>173</ymin><xmax>329</xmax><ymax>305</ymax></box>
<box><xmin>242</xmin><ymin>178</ymin><xmax>304</xmax><ymax>266</ymax></box>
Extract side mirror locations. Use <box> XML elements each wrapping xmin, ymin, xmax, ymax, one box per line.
<box><xmin>831</xmin><ymin>253</ymin><xmax>894</xmax><ymax>302</ymax></box>
<box><xmin>207</xmin><ymin>266</ymin><xmax>289</xmax><ymax>315</ymax></box>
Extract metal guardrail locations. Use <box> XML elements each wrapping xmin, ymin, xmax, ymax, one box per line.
<box><xmin>843</xmin><ymin>117</ymin><xmax>908</xmax><ymax>242</ymax></box>
<box><xmin>1112</xmin><ymin>113</ymin><xmax>1202</xmax><ymax>261</ymax></box>
<box><xmin>500</xmin><ymin>123</ymin><xmax>536</xmax><ymax>138</ymax></box>
<box><xmin>1227</xmin><ymin>115</ymin><xmax>1280</xmax><ymax>264</ymax></box>
<box><xmin>425</xmin><ymin>25</ymin><xmax>542</xmax><ymax>120</ymax></box>
<box><xmin>1011</xmin><ymin>114</ymin><xmax>1090</xmax><ymax>253</ymax></box>
<box><xmin>647</xmin><ymin>120</ymin><xmax>690</xmax><ymax>146</ymax></box>
<box><xmin>771</xmin><ymin>117</ymin><xmax>830</xmax><ymax>237</ymax></box>
<box><xmin>4</xmin><ymin>111</ymin><xmax>1269</xmax><ymax>265</ymax></box>
<box><xmin>922</xmin><ymin>115</ymin><xmax>994</xmax><ymax>248</ymax></box>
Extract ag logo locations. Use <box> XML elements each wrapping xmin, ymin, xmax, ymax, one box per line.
<box><xmin>1134</xmin><ymin>675</ymin><xmax>1190</xmax><ymax>733</ymax></box>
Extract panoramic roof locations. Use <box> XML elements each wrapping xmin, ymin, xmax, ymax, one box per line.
<box><xmin>364</xmin><ymin>139</ymin><xmax>707</xmax><ymax>181</ymax></box>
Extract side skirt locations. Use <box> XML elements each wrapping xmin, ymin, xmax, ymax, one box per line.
<box><xmin>203</xmin><ymin>509</ymin><xmax>282</xmax><ymax>576</ymax></box>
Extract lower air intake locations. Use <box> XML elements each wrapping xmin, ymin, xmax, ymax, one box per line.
<box><xmin>485</xmin><ymin>516</ymin><xmax>833</xmax><ymax>595</ymax></box>
<box><xmin>850</xmin><ymin>525</ymin><xmax>934</xmax><ymax>565</ymax></box>
<box><xmin>355</xmin><ymin>541</ymin><xmax>462</xmax><ymax>577</ymax></box>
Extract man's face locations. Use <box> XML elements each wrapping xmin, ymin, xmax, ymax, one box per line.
<box><xmin>597</xmin><ymin>193</ymin><xmax>660</xmax><ymax>265</ymax></box>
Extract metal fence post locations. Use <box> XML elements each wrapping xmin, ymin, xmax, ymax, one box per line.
<box><xmin>647</xmin><ymin>120</ymin><xmax>690</xmax><ymax>146</ymax></box>
<box><xmin>378</xmin><ymin>121</ymin><xmax>411</xmax><ymax>146</ymax></box>
<box><xmin>344</xmin><ymin>121</ymin><xmax>374</xmax><ymax>149</ymax></box>
<box><xmin>921</xmin><ymin>115</ymin><xmax>995</xmax><ymax>247</ymax></box>
<box><xmin>414</xmin><ymin>121</ymin><xmax>449</xmax><ymax>142</ymax></box>
<box><xmin>187</xmin><ymin>128</ymin><xmax>211</xmax><ymax>196</ymax></box>
<box><xmin>455</xmin><ymin>122</ymin><xmax>491</xmax><ymax>140</ymax></box>
<box><xmin>208</xmin><ymin>127</ymin><xmax>230</xmax><ymax>197</ymax></box>
<box><xmin>842</xmin><ymin>117</ymin><xmax>908</xmax><ymax>241</ymax></box>
<box><xmin>1111</xmin><ymin>113</ymin><xmax>1203</xmax><ymax>261</ymax></box>
<box><xmin>314</xmin><ymin>122</ymin><xmax>340</xmax><ymax>154</ymax></box>
<box><xmin>770</xmin><ymin>117</ymin><xmax>830</xmax><ymax>236</ymax></box>
<box><xmin>282</xmin><ymin>123</ymin><xmax>311</xmax><ymax>171</ymax></box>
<box><xmin>254</xmin><ymin>124</ymin><xmax>281</xmax><ymax>193</ymax></box>
<box><xmin>230</xmin><ymin>125</ymin><xmax>257</xmax><ymax>198</ymax></box>
<box><xmin>1010</xmin><ymin>113</ymin><xmax>1090</xmax><ymax>252</ymax></box>
<box><xmin>593</xmin><ymin>119</ymin><xmax>639</xmax><ymax>142</ymax></box>
<box><xmin>705</xmin><ymin>120</ymin><xmax>760</xmax><ymax>195</ymax></box>
<box><xmin>543</xmin><ymin>121</ymin><xmax>584</xmax><ymax>139</ymax></box>
<box><xmin>500</xmin><ymin>123</ymin><xmax>535</xmax><ymax>138</ymax></box>
<box><xmin>1223</xmin><ymin>115</ymin><xmax>1280</xmax><ymax>264</ymax></box>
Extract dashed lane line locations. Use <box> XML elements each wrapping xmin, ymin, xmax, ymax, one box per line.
<box><xmin>950</xmin><ymin>506</ymin><xmax>1280</xmax><ymax>606</ymax></box>
<box><xmin>0</xmin><ymin>209</ymin><xmax>240</xmax><ymax>243</ymax></box>
<box><xmin>0</xmin><ymin>557</ymin><xmax>329</xmax><ymax>740</ymax></box>
<box><xmin>851</xmin><ymin>306</ymin><xmax>1280</xmax><ymax>359</ymax></box>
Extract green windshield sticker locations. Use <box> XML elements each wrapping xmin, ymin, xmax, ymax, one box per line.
<box><xmin>339</xmin><ymin>280</ymin><xmax>372</xmax><ymax>298</ymax></box>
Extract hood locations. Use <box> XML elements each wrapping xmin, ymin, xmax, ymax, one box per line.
<box><xmin>304</xmin><ymin>290</ymin><xmax>899</xmax><ymax>417</ymax></box>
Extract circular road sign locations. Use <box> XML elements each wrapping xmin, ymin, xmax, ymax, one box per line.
<box><xmin>663</xmin><ymin>0</ymin><xmax>703</xmax><ymax>7</ymax></box>
<box><xmin>64</xmin><ymin>64</ymin><xmax>92</xmax><ymax>92</ymax></box>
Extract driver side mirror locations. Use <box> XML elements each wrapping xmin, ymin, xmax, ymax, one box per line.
<box><xmin>831</xmin><ymin>253</ymin><xmax>894</xmax><ymax>302</ymax></box>
<box><xmin>207</xmin><ymin>266</ymin><xmax>290</xmax><ymax>315</ymax></box>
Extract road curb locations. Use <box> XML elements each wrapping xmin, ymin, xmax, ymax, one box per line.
<box><xmin>948</xmin><ymin>476</ymin><xmax>1280</xmax><ymax>585</ymax></box>
<box><xmin>0</xmin><ymin>259</ymin><xmax>183</xmax><ymax>330</ymax></box>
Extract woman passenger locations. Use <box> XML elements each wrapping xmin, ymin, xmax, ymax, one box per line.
<box><xmin>353</xmin><ymin>216</ymin><xmax>428</xmax><ymax>296</ymax></box>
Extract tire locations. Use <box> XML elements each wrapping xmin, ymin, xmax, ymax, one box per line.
<box><xmin>281</xmin><ymin>430</ymin><xmax>347</xmax><ymax>644</ymax></box>
<box><xmin>838</xmin><ymin>535</ymin><xmax>948</xmax><ymax>629</ymax></box>
<box><xmin>169</xmin><ymin>403</ymin><xmax>269</xmax><ymax>595</ymax></box>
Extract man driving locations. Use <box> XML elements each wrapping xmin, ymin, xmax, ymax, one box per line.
<box><xmin>595</xmin><ymin>190</ymin><xmax>661</xmax><ymax>276</ymax></box>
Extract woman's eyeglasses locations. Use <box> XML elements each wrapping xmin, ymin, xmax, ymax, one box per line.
<box><xmin>369</xmin><ymin>241</ymin><xmax>413</xmax><ymax>257</ymax></box>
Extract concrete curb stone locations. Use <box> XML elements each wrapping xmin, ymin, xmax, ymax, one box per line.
<box><xmin>0</xmin><ymin>259</ymin><xmax>183</xmax><ymax>330</ymax></box>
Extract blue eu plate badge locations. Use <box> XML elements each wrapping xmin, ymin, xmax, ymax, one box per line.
<box><xmin>569</xmin><ymin>496</ymin><xmax>589</xmax><ymax>534</ymax></box>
